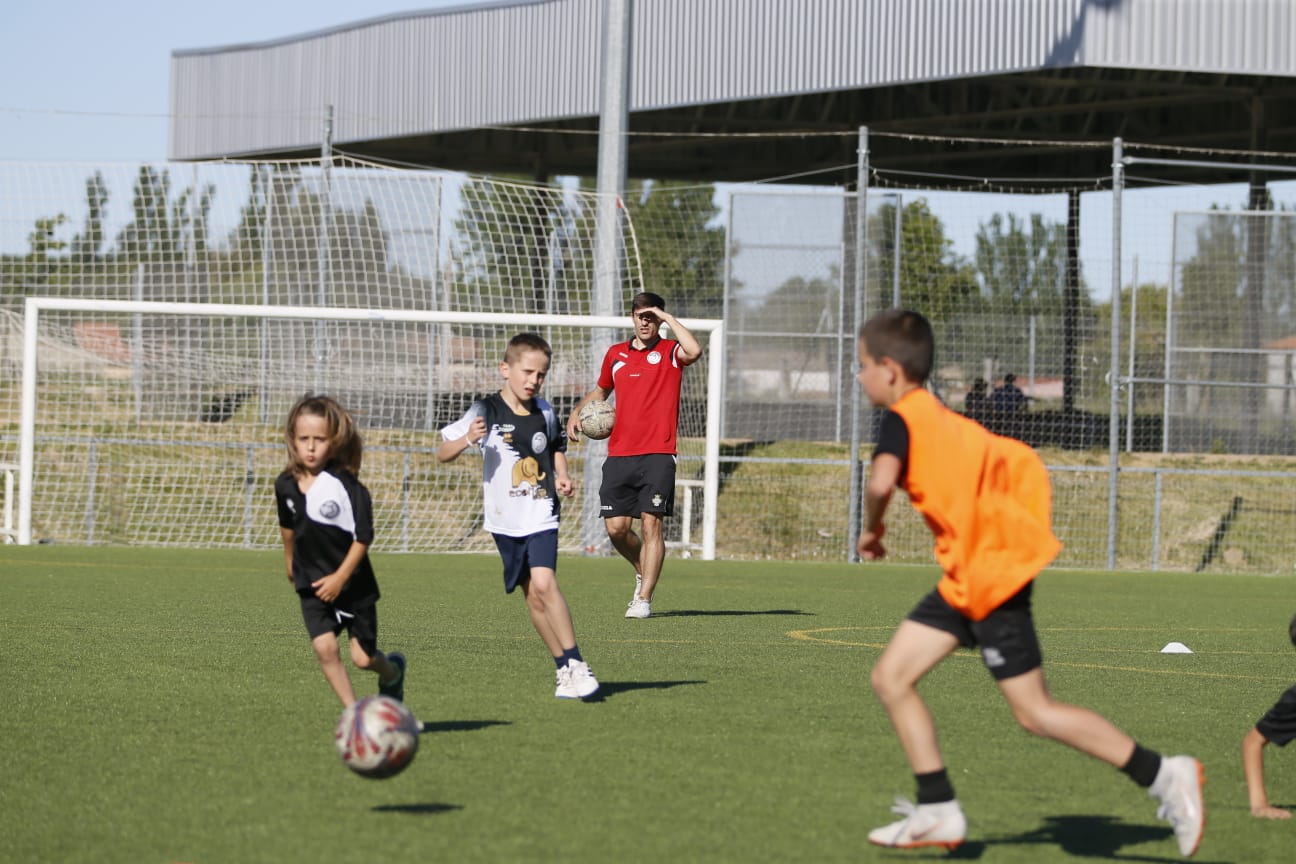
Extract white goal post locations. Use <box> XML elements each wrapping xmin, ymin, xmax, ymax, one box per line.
<box><xmin>18</xmin><ymin>296</ymin><xmax>724</xmax><ymax>558</ymax></box>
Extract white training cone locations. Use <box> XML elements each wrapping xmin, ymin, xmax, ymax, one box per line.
<box><xmin>1160</xmin><ymin>642</ymin><xmax>1194</xmax><ymax>654</ymax></box>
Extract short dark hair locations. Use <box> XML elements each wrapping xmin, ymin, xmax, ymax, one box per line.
<box><xmin>859</xmin><ymin>309</ymin><xmax>935</xmax><ymax>383</ymax></box>
<box><xmin>632</xmin><ymin>291</ymin><xmax>666</xmax><ymax>312</ymax></box>
<box><xmin>503</xmin><ymin>332</ymin><xmax>552</xmax><ymax>364</ymax></box>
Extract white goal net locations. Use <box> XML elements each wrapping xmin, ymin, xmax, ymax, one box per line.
<box><xmin>4</xmin><ymin>159</ymin><xmax>724</xmax><ymax>555</ymax></box>
<box><xmin>15</xmin><ymin>299</ymin><xmax>723</xmax><ymax>556</ymax></box>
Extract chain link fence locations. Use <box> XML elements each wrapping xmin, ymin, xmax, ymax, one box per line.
<box><xmin>5</xmin><ymin>137</ymin><xmax>1296</xmax><ymax>571</ymax></box>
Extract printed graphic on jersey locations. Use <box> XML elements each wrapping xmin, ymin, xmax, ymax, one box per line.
<box><xmin>306</xmin><ymin>472</ymin><xmax>356</xmax><ymax>536</ymax></box>
<box><xmin>441</xmin><ymin>394</ymin><xmax>562</xmax><ymax>537</ymax></box>
<box><xmin>512</xmin><ymin>456</ymin><xmax>548</xmax><ymax>492</ymax></box>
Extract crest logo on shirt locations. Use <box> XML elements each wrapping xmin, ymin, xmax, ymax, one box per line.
<box><xmin>531</xmin><ymin>431</ymin><xmax>548</xmax><ymax>453</ymax></box>
<box><xmin>320</xmin><ymin>500</ymin><xmax>340</xmax><ymax>519</ymax></box>
<box><xmin>647</xmin><ymin>351</ymin><xmax>662</xmax><ymax>365</ymax></box>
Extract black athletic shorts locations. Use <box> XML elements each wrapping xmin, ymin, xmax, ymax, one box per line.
<box><xmin>299</xmin><ymin>592</ymin><xmax>379</xmax><ymax>657</ymax></box>
<box><xmin>600</xmin><ymin>454</ymin><xmax>676</xmax><ymax>518</ymax></box>
<box><xmin>1256</xmin><ymin>684</ymin><xmax>1296</xmax><ymax>746</ymax></box>
<box><xmin>492</xmin><ymin>529</ymin><xmax>559</xmax><ymax>594</ymax></box>
<box><xmin>907</xmin><ymin>582</ymin><xmax>1043</xmax><ymax>681</ymax></box>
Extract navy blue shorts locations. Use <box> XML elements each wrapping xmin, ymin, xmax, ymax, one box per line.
<box><xmin>492</xmin><ymin>529</ymin><xmax>559</xmax><ymax>594</ymax></box>
<box><xmin>299</xmin><ymin>592</ymin><xmax>379</xmax><ymax>656</ymax></box>
<box><xmin>906</xmin><ymin>582</ymin><xmax>1042</xmax><ymax>681</ymax></box>
<box><xmin>600</xmin><ymin>454</ymin><xmax>676</xmax><ymax>518</ymax></box>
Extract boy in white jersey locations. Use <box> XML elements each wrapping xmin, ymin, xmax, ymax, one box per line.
<box><xmin>438</xmin><ymin>333</ymin><xmax>598</xmax><ymax>699</ymax></box>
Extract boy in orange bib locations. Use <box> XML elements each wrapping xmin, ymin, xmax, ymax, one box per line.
<box><xmin>857</xmin><ymin>309</ymin><xmax>1204</xmax><ymax>858</ymax></box>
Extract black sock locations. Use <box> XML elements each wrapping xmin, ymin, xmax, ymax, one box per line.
<box><xmin>553</xmin><ymin>654</ymin><xmax>566</xmax><ymax>669</ymax></box>
<box><xmin>1121</xmin><ymin>743</ymin><xmax>1162</xmax><ymax>788</ymax></box>
<box><xmin>915</xmin><ymin>769</ymin><xmax>956</xmax><ymax>804</ymax></box>
<box><xmin>561</xmin><ymin>645</ymin><xmax>584</xmax><ymax>665</ymax></box>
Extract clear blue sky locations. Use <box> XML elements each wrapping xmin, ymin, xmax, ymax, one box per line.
<box><xmin>0</xmin><ymin>2</ymin><xmax>472</xmax><ymax>161</ymax></box>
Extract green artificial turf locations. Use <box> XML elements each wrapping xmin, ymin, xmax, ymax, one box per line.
<box><xmin>1</xmin><ymin>547</ymin><xmax>1291</xmax><ymax>862</ymax></box>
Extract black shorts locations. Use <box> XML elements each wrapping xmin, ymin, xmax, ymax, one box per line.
<box><xmin>1256</xmin><ymin>683</ymin><xmax>1296</xmax><ymax>746</ymax></box>
<box><xmin>907</xmin><ymin>582</ymin><xmax>1042</xmax><ymax>681</ymax></box>
<box><xmin>492</xmin><ymin>529</ymin><xmax>559</xmax><ymax>594</ymax></box>
<box><xmin>299</xmin><ymin>593</ymin><xmax>379</xmax><ymax>657</ymax></box>
<box><xmin>600</xmin><ymin>454</ymin><xmax>676</xmax><ymax>518</ymax></box>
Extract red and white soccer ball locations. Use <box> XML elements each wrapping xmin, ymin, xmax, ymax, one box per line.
<box><xmin>334</xmin><ymin>695</ymin><xmax>421</xmax><ymax>779</ymax></box>
<box><xmin>578</xmin><ymin>399</ymin><xmax>616</xmax><ymax>440</ymax></box>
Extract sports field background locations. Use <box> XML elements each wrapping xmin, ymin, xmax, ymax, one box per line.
<box><xmin>1</xmin><ymin>547</ymin><xmax>1292</xmax><ymax>862</ymax></box>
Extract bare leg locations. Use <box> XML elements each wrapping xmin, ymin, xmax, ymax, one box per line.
<box><xmin>606</xmin><ymin>515</ymin><xmax>642</xmax><ymax>574</ymax></box>
<box><xmin>870</xmin><ymin>620</ymin><xmax>961</xmax><ymax>774</ymax></box>
<box><xmin>312</xmin><ymin>631</ymin><xmax>356</xmax><ymax>707</ymax></box>
<box><xmin>348</xmin><ymin>639</ymin><xmax>398</xmax><ymax>685</ymax></box>
<box><xmin>637</xmin><ymin>513</ymin><xmax>666</xmax><ymax>601</ymax></box>
<box><xmin>997</xmin><ymin>668</ymin><xmax>1137</xmax><ymax>765</ymax></box>
<box><xmin>521</xmin><ymin>568</ymin><xmax>578</xmax><ymax>655</ymax></box>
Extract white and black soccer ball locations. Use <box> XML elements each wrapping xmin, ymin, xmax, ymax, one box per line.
<box><xmin>334</xmin><ymin>695</ymin><xmax>421</xmax><ymax>779</ymax></box>
<box><xmin>578</xmin><ymin>400</ymin><xmax>616</xmax><ymax>440</ymax></box>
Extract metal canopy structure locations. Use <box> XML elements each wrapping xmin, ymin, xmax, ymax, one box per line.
<box><xmin>337</xmin><ymin>68</ymin><xmax>1296</xmax><ymax>186</ymax></box>
<box><xmin>168</xmin><ymin>0</ymin><xmax>1296</xmax><ymax>185</ymax></box>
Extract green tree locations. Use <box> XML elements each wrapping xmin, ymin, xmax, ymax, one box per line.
<box><xmin>870</xmin><ymin>198</ymin><xmax>981</xmax><ymax>379</ymax></box>
<box><xmin>974</xmin><ymin>212</ymin><xmax>1069</xmax><ymax>316</ymax></box>
<box><xmin>452</xmin><ymin>177</ymin><xmax>562</xmax><ymax>313</ymax></box>
<box><xmin>873</xmin><ymin>198</ymin><xmax>979</xmax><ymax>316</ymax></box>
<box><xmin>227</xmin><ymin>164</ymin><xmax>270</xmax><ymax>260</ymax></box>
<box><xmin>27</xmin><ymin>214</ymin><xmax>68</xmax><ymax>260</ymax></box>
<box><xmin>69</xmin><ymin>171</ymin><xmax>108</xmax><ymax>263</ymax></box>
<box><xmin>115</xmin><ymin>165</ymin><xmax>173</xmax><ymax>259</ymax></box>
<box><xmin>622</xmin><ymin>180</ymin><xmax>724</xmax><ymax>317</ymax></box>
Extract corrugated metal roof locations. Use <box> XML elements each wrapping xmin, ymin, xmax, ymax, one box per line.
<box><xmin>169</xmin><ymin>0</ymin><xmax>1296</xmax><ymax>160</ymax></box>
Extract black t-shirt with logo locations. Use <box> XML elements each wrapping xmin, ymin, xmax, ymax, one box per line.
<box><xmin>275</xmin><ymin>464</ymin><xmax>379</xmax><ymax>605</ymax></box>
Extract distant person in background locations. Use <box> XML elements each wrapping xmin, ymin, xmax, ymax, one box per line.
<box><xmin>990</xmin><ymin>373</ymin><xmax>1028</xmax><ymax>415</ymax></box>
<box><xmin>989</xmin><ymin>373</ymin><xmax>1029</xmax><ymax>438</ymax></box>
<box><xmin>963</xmin><ymin>377</ymin><xmax>989</xmax><ymax>422</ymax></box>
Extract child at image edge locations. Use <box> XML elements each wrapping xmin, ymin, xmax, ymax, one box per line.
<box><xmin>438</xmin><ymin>333</ymin><xmax>599</xmax><ymax>700</ymax></box>
<box><xmin>275</xmin><ymin>395</ymin><xmax>406</xmax><ymax>708</ymax></box>
<box><xmin>1242</xmin><ymin>612</ymin><xmax>1296</xmax><ymax>819</ymax></box>
<box><xmin>856</xmin><ymin>309</ymin><xmax>1204</xmax><ymax>857</ymax></box>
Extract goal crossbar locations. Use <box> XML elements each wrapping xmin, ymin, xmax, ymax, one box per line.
<box><xmin>18</xmin><ymin>296</ymin><xmax>725</xmax><ymax>557</ymax></box>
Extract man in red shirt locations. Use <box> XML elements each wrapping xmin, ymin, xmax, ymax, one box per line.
<box><xmin>566</xmin><ymin>292</ymin><xmax>703</xmax><ymax>618</ymax></box>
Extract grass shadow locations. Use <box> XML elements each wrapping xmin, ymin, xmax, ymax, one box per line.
<box><xmin>976</xmin><ymin>814</ymin><xmax>1211</xmax><ymax>862</ymax></box>
<box><xmin>419</xmin><ymin>720</ymin><xmax>511</xmax><ymax>734</ymax></box>
<box><xmin>371</xmin><ymin>803</ymin><xmax>463</xmax><ymax>815</ymax></box>
<box><xmin>579</xmin><ymin>679</ymin><xmax>705</xmax><ymax>703</ymax></box>
<box><xmin>651</xmin><ymin>609</ymin><xmax>813</xmax><ymax>618</ymax></box>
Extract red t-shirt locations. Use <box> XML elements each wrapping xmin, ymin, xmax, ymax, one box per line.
<box><xmin>597</xmin><ymin>338</ymin><xmax>685</xmax><ymax>456</ymax></box>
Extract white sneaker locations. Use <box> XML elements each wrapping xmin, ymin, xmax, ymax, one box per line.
<box><xmin>1150</xmin><ymin>755</ymin><xmax>1205</xmax><ymax>857</ymax></box>
<box><xmin>868</xmin><ymin>797</ymin><xmax>966</xmax><ymax>849</ymax></box>
<box><xmin>625</xmin><ymin>597</ymin><xmax>651</xmax><ymax>619</ymax></box>
<box><xmin>632</xmin><ymin>573</ymin><xmax>643</xmax><ymax>604</ymax></box>
<box><xmin>554</xmin><ymin>665</ymin><xmax>580</xmax><ymax>699</ymax></box>
<box><xmin>566</xmin><ymin>659</ymin><xmax>600</xmax><ymax>698</ymax></box>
